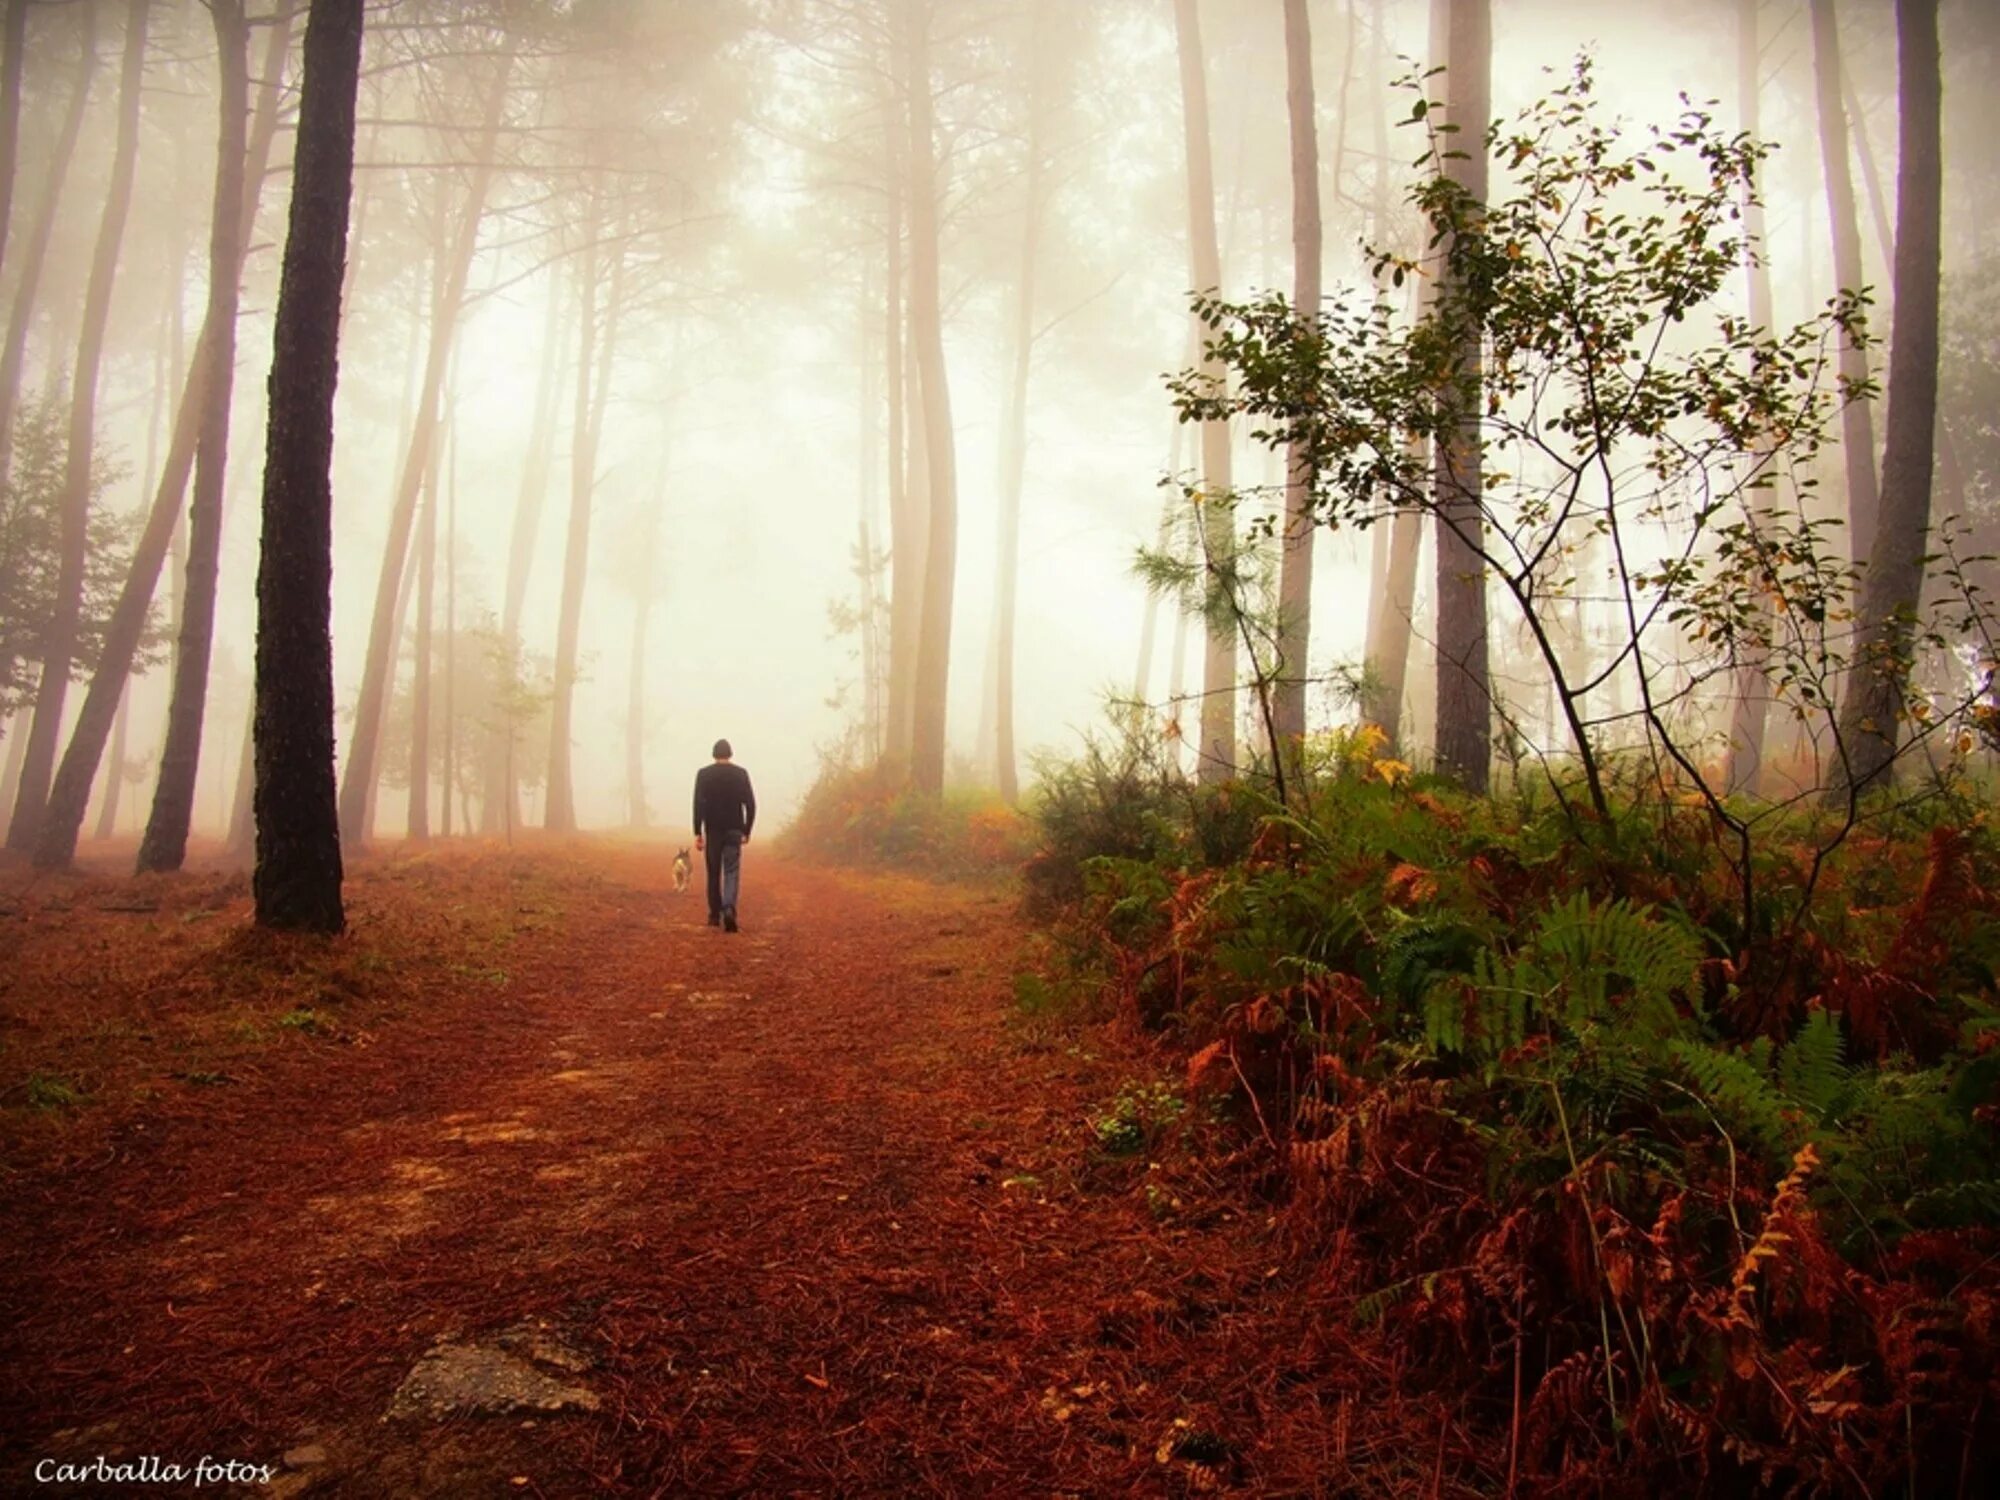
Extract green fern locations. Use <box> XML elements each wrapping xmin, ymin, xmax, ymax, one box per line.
<box><xmin>1669</xmin><ymin>1037</ymin><xmax>1798</xmax><ymax>1157</ymax></box>
<box><xmin>1775</xmin><ymin>1008</ymin><xmax>1850</xmax><ymax>1124</ymax></box>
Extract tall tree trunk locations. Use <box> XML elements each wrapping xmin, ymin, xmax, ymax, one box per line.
<box><xmin>1833</xmin><ymin>0</ymin><xmax>1940</xmax><ymax>798</ymax></box>
<box><xmin>0</xmin><ymin>2</ymin><xmax>94</xmax><ymax>487</ymax></box>
<box><xmin>442</xmin><ymin>397</ymin><xmax>456</xmax><ymax>837</ymax></box>
<box><xmin>882</xmin><ymin>106</ymin><xmax>922</xmax><ymax>771</ymax></box>
<box><xmin>1810</xmin><ymin>0</ymin><xmax>1882</xmax><ymax>564</ymax></box>
<box><xmin>337</xmin><ymin>55</ymin><xmax>511</xmax><ymax>847</ymax></box>
<box><xmin>407</xmin><ymin>401</ymin><xmax>439</xmax><ymax>841</ymax></box>
<box><xmin>0</xmin><ymin>0</ymin><xmax>27</xmax><ymax>274</ymax></box>
<box><xmin>254</xmin><ymin>0</ymin><xmax>363</xmax><ymax>934</ymax></box>
<box><xmin>484</xmin><ymin>270</ymin><xmax>566</xmax><ymax>830</ymax></box>
<box><xmin>1172</xmin><ymin>0</ymin><xmax>1236</xmax><ymax>784</ymax></box>
<box><xmin>132</xmin><ymin>0</ymin><xmax>275</xmax><ymax>874</ymax></box>
<box><xmin>1726</xmin><ymin>0</ymin><xmax>1782</xmax><ymax>795</ymax></box>
<box><xmin>225</xmin><ymin>704</ymin><xmax>252</xmax><ymax>857</ymax></box>
<box><xmin>545</xmin><ymin>217</ymin><xmax>625</xmax><ymax>832</ymax></box>
<box><xmin>857</xmin><ymin>272</ymin><xmax>885</xmax><ymax>760</ymax></box>
<box><xmin>989</xmin><ymin>3</ymin><xmax>1047</xmax><ymax>806</ymax></box>
<box><xmin>904</xmin><ymin>0</ymin><xmax>957</xmax><ymax>798</ymax></box>
<box><xmin>1430</xmin><ymin>0</ymin><xmax>1492</xmax><ymax>793</ymax></box>
<box><xmin>35</xmin><ymin>0</ymin><xmax>291</xmax><ymax>870</ymax></box>
<box><xmin>92</xmin><ymin>680</ymin><xmax>129</xmax><ymax>841</ymax></box>
<box><xmin>1365</xmin><ymin>487</ymin><xmax>1424</xmax><ymax>749</ymax></box>
<box><xmin>1272</xmin><ymin>0</ymin><xmax>1321</xmax><ymax>762</ymax></box>
<box><xmin>7</xmin><ymin>0</ymin><xmax>147</xmax><ymax>855</ymax></box>
<box><xmin>624</xmin><ymin>492</ymin><xmax>661</xmax><ymax>830</ymax></box>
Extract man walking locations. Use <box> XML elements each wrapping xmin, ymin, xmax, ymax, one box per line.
<box><xmin>692</xmin><ymin>739</ymin><xmax>756</xmax><ymax>932</ymax></box>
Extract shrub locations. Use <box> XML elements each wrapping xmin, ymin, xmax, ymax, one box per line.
<box><xmin>781</xmin><ymin>754</ymin><xmax>1033</xmax><ymax>879</ymax></box>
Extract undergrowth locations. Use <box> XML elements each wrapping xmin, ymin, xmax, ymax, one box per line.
<box><xmin>781</xmin><ymin>755</ymin><xmax>1034</xmax><ymax>879</ymax></box>
<box><xmin>1031</xmin><ymin>725</ymin><xmax>2000</xmax><ymax>1496</ymax></box>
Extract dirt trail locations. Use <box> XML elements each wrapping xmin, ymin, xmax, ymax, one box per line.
<box><xmin>2</xmin><ymin>847</ymin><xmax>1354</xmax><ymax>1497</ymax></box>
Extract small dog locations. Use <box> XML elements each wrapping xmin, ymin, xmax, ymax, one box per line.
<box><xmin>672</xmin><ymin>848</ymin><xmax>692</xmax><ymax>894</ymax></box>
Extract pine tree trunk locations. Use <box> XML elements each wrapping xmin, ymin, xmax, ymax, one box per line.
<box><xmin>904</xmin><ymin>0</ymin><xmax>958</xmax><ymax>799</ymax></box>
<box><xmin>0</xmin><ymin>0</ymin><xmax>27</xmax><ymax>274</ymax></box>
<box><xmin>857</xmin><ymin>273</ymin><xmax>884</xmax><ymax>761</ymax></box>
<box><xmin>1429</xmin><ymin>0</ymin><xmax>1492</xmax><ymax>794</ymax></box>
<box><xmin>1832</xmin><ymin>0</ymin><xmax>1941</xmax><ymax>799</ymax></box>
<box><xmin>92</xmin><ymin>679</ymin><xmax>129</xmax><ymax>841</ymax></box>
<box><xmin>1272</xmin><ymin>0</ymin><xmax>1321</xmax><ymax>761</ymax></box>
<box><xmin>254</xmin><ymin>0</ymin><xmax>364</xmax><ymax>934</ymax></box>
<box><xmin>337</xmin><ymin>55</ymin><xmax>510</xmax><ymax>848</ymax></box>
<box><xmin>1172</xmin><ymin>0</ymin><xmax>1237</xmax><ymax>784</ymax></box>
<box><xmin>133</xmin><ymin>0</ymin><xmax>267</xmax><ymax>874</ymax></box>
<box><xmin>883</xmin><ymin>114</ymin><xmax>923</xmax><ymax>772</ymax></box>
<box><xmin>989</xmin><ymin>4</ymin><xmax>1047</xmax><ymax>807</ymax></box>
<box><xmin>7</xmin><ymin>0</ymin><xmax>147</xmax><ymax>855</ymax></box>
<box><xmin>484</xmin><ymin>271</ymin><xmax>566</xmax><ymax>830</ymax></box>
<box><xmin>1726</xmin><ymin>0</ymin><xmax>1781</xmax><ymax>796</ymax></box>
<box><xmin>35</xmin><ymin>0</ymin><xmax>292</xmax><ymax>870</ymax></box>
<box><xmin>441</xmin><ymin>402</ymin><xmax>456</xmax><ymax>837</ymax></box>
<box><xmin>545</xmin><ymin>221</ymin><xmax>626</xmax><ymax>833</ymax></box>
<box><xmin>1810</xmin><ymin>0</ymin><xmax>1882</xmax><ymax>564</ymax></box>
<box><xmin>1364</xmin><ymin>492</ymin><xmax>1424</xmax><ymax>750</ymax></box>
<box><xmin>225</xmin><ymin>704</ymin><xmax>252</xmax><ymax>857</ymax></box>
<box><xmin>0</xmin><ymin>2</ymin><xmax>94</xmax><ymax>487</ymax></box>
<box><xmin>407</xmin><ymin>411</ymin><xmax>438</xmax><ymax>841</ymax></box>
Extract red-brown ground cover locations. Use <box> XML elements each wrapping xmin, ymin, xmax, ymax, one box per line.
<box><xmin>1</xmin><ymin>839</ymin><xmax>1431</xmax><ymax>1497</ymax></box>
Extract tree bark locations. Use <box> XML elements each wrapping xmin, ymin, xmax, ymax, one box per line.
<box><xmin>484</xmin><ymin>269</ymin><xmax>566</xmax><ymax>830</ymax></box>
<box><xmin>1273</xmin><ymin>0</ymin><xmax>1321</xmax><ymax>760</ymax></box>
<box><xmin>1172</xmin><ymin>0</ymin><xmax>1237</xmax><ymax>784</ymax></box>
<box><xmin>337</xmin><ymin>54</ymin><xmax>511</xmax><ymax>848</ymax></box>
<box><xmin>988</xmin><ymin>2</ymin><xmax>1048</xmax><ymax>806</ymax></box>
<box><xmin>92</xmin><ymin>679</ymin><xmax>129</xmax><ymax>841</ymax></box>
<box><xmin>407</xmin><ymin>398</ymin><xmax>440</xmax><ymax>841</ymax></box>
<box><xmin>904</xmin><ymin>0</ymin><xmax>957</xmax><ymax>799</ymax></box>
<box><xmin>0</xmin><ymin>0</ymin><xmax>28</xmax><ymax>276</ymax></box>
<box><xmin>1364</xmin><ymin>491</ymin><xmax>1424</xmax><ymax>749</ymax></box>
<box><xmin>1833</xmin><ymin>0</ymin><xmax>1941</xmax><ymax>797</ymax></box>
<box><xmin>254</xmin><ymin>0</ymin><xmax>364</xmax><ymax>934</ymax></box>
<box><xmin>35</xmin><ymin>0</ymin><xmax>292</xmax><ymax>870</ymax></box>
<box><xmin>1430</xmin><ymin>0</ymin><xmax>1492</xmax><ymax>793</ymax></box>
<box><xmin>133</xmin><ymin>0</ymin><xmax>279</xmax><ymax>874</ymax></box>
<box><xmin>1810</xmin><ymin>0</ymin><xmax>1881</xmax><ymax>565</ymax></box>
<box><xmin>7</xmin><ymin>0</ymin><xmax>147</xmax><ymax>855</ymax></box>
<box><xmin>0</xmin><ymin>1</ymin><xmax>94</xmax><ymax>488</ymax></box>
<box><xmin>545</xmin><ymin>213</ymin><xmax>626</xmax><ymax>833</ymax></box>
<box><xmin>883</xmin><ymin>100</ymin><xmax>922</xmax><ymax>771</ymax></box>
<box><xmin>1726</xmin><ymin>0</ymin><xmax>1782</xmax><ymax>796</ymax></box>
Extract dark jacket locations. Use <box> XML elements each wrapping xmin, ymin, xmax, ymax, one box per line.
<box><xmin>693</xmin><ymin>761</ymin><xmax>756</xmax><ymax>839</ymax></box>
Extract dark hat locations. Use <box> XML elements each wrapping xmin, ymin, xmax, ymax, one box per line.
<box><xmin>712</xmin><ymin>739</ymin><xmax>733</xmax><ymax>758</ymax></box>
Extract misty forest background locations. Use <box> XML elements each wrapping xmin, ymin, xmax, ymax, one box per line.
<box><xmin>3</xmin><ymin>0</ymin><xmax>1993</xmax><ymax>878</ymax></box>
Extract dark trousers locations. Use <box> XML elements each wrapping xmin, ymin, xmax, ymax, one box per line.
<box><xmin>704</xmin><ymin>832</ymin><xmax>742</xmax><ymax>917</ymax></box>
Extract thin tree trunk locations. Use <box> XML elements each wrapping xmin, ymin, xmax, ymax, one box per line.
<box><xmin>1273</xmin><ymin>0</ymin><xmax>1322</xmax><ymax>762</ymax></box>
<box><xmin>36</xmin><ymin>0</ymin><xmax>291</xmax><ymax>870</ymax></box>
<box><xmin>1833</xmin><ymin>0</ymin><xmax>1941</xmax><ymax>798</ymax></box>
<box><xmin>989</xmin><ymin>3</ymin><xmax>1047</xmax><ymax>806</ymax></box>
<box><xmin>0</xmin><ymin>2</ymin><xmax>94</xmax><ymax>488</ymax></box>
<box><xmin>7</xmin><ymin>0</ymin><xmax>147</xmax><ymax>855</ymax></box>
<box><xmin>0</xmin><ymin>0</ymin><xmax>27</xmax><ymax>275</ymax></box>
<box><xmin>1726</xmin><ymin>0</ymin><xmax>1781</xmax><ymax>796</ymax></box>
<box><xmin>1365</xmin><ymin>492</ymin><xmax>1424</xmax><ymax>749</ymax></box>
<box><xmin>92</xmin><ymin>680</ymin><xmax>129</xmax><ymax>841</ymax></box>
<box><xmin>484</xmin><ymin>269</ymin><xmax>566</xmax><ymax>829</ymax></box>
<box><xmin>254</xmin><ymin>0</ymin><xmax>363</xmax><ymax>934</ymax></box>
<box><xmin>337</xmin><ymin>55</ymin><xmax>511</xmax><ymax>847</ymax></box>
<box><xmin>904</xmin><ymin>0</ymin><xmax>958</xmax><ymax>799</ymax></box>
<box><xmin>133</xmin><ymin>0</ymin><xmax>276</xmax><ymax>874</ymax></box>
<box><xmin>407</xmin><ymin>401</ymin><xmax>439</xmax><ymax>841</ymax></box>
<box><xmin>442</xmin><ymin>393</ymin><xmax>456</xmax><ymax>837</ymax></box>
<box><xmin>1810</xmin><ymin>0</ymin><xmax>1881</xmax><ymax>564</ymax></box>
<box><xmin>225</xmin><ymin>703</ymin><xmax>252</xmax><ymax>856</ymax></box>
<box><xmin>546</xmin><ymin>216</ymin><xmax>626</xmax><ymax>832</ymax></box>
<box><xmin>1430</xmin><ymin>0</ymin><xmax>1492</xmax><ymax>793</ymax></box>
<box><xmin>857</xmin><ymin>272</ymin><xmax>884</xmax><ymax>761</ymax></box>
<box><xmin>624</xmin><ymin>495</ymin><xmax>660</xmax><ymax>829</ymax></box>
<box><xmin>1172</xmin><ymin>0</ymin><xmax>1237</xmax><ymax>785</ymax></box>
<box><xmin>883</xmin><ymin>103</ymin><xmax>921</xmax><ymax>771</ymax></box>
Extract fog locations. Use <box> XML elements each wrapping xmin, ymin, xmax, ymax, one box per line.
<box><xmin>1</xmin><ymin>0</ymin><xmax>1995</xmax><ymax>850</ymax></box>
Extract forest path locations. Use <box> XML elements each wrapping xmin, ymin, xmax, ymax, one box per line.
<box><xmin>2</xmin><ymin>846</ymin><xmax>1352</xmax><ymax>1498</ymax></box>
